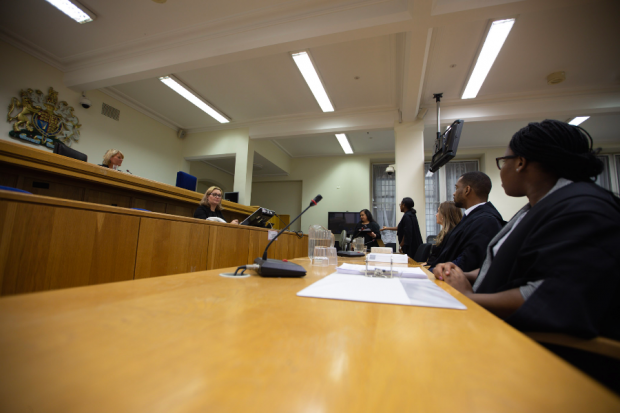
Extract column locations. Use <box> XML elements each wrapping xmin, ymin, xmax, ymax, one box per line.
<box><xmin>394</xmin><ymin>119</ymin><xmax>426</xmax><ymax>240</ymax></box>
<box><xmin>234</xmin><ymin>139</ymin><xmax>254</xmax><ymax>205</ymax></box>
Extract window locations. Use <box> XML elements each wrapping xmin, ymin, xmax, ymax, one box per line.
<box><xmin>595</xmin><ymin>154</ymin><xmax>620</xmax><ymax>196</ymax></box>
<box><xmin>372</xmin><ymin>164</ymin><xmax>397</xmax><ymax>244</ymax></box>
<box><xmin>424</xmin><ymin>160</ymin><xmax>479</xmax><ymax>237</ymax></box>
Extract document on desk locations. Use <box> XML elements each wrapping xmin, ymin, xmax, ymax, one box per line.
<box><xmin>297</xmin><ymin>273</ymin><xmax>466</xmax><ymax>310</ymax></box>
<box><xmin>336</xmin><ymin>263</ymin><xmax>427</xmax><ymax>278</ymax></box>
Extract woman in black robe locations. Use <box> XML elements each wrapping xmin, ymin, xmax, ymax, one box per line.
<box><xmin>434</xmin><ymin>119</ymin><xmax>620</xmax><ymax>341</ymax></box>
<box><xmin>352</xmin><ymin>209</ymin><xmax>381</xmax><ymax>249</ymax></box>
<box><xmin>395</xmin><ymin>197</ymin><xmax>423</xmax><ymax>260</ymax></box>
<box><xmin>425</xmin><ymin>201</ymin><xmax>462</xmax><ymax>264</ymax></box>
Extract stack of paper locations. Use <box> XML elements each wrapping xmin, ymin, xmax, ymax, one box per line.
<box><xmin>297</xmin><ymin>273</ymin><xmax>466</xmax><ymax>310</ymax></box>
<box><xmin>336</xmin><ymin>263</ymin><xmax>427</xmax><ymax>279</ymax></box>
<box><xmin>365</xmin><ymin>253</ymin><xmax>409</xmax><ymax>264</ymax></box>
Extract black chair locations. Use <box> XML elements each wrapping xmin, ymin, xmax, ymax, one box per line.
<box><xmin>385</xmin><ymin>243</ymin><xmax>397</xmax><ymax>253</ymax></box>
<box><xmin>413</xmin><ymin>243</ymin><xmax>432</xmax><ymax>262</ymax></box>
<box><xmin>426</xmin><ymin>235</ymin><xmax>437</xmax><ymax>244</ymax></box>
<box><xmin>53</xmin><ymin>142</ymin><xmax>87</xmax><ymax>162</ymax></box>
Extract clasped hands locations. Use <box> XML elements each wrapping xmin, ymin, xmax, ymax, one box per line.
<box><xmin>432</xmin><ymin>263</ymin><xmax>473</xmax><ymax>295</ymax></box>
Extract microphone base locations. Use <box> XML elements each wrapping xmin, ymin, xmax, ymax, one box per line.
<box><xmin>337</xmin><ymin>251</ymin><xmax>365</xmax><ymax>257</ymax></box>
<box><xmin>253</xmin><ymin>258</ymin><xmax>307</xmax><ymax>278</ymax></box>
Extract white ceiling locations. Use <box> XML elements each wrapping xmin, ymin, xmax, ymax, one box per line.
<box><xmin>1</xmin><ymin>0</ymin><xmax>619</xmax><ymax>159</ymax></box>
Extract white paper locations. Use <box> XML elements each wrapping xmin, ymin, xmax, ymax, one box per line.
<box><xmin>297</xmin><ymin>273</ymin><xmax>466</xmax><ymax>310</ymax></box>
<box><xmin>336</xmin><ymin>263</ymin><xmax>427</xmax><ymax>279</ymax></box>
<box><xmin>365</xmin><ymin>253</ymin><xmax>409</xmax><ymax>264</ymax></box>
<box><xmin>268</xmin><ymin>230</ymin><xmax>278</xmax><ymax>240</ymax></box>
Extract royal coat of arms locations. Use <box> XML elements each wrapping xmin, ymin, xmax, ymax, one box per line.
<box><xmin>7</xmin><ymin>87</ymin><xmax>81</xmax><ymax>149</ymax></box>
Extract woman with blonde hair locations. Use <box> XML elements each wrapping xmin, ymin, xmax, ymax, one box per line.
<box><xmin>100</xmin><ymin>149</ymin><xmax>124</xmax><ymax>170</ymax></box>
<box><xmin>426</xmin><ymin>201</ymin><xmax>462</xmax><ymax>264</ymax></box>
<box><xmin>193</xmin><ymin>186</ymin><xmax>239</xmax><ymax>224</ymax></box>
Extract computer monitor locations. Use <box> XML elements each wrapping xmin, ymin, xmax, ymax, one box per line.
<box><xmin>224</xmin><ymin>192</ymin><xmax>239</xmax><ymax>203</ymax></box>
<box><xmin>328</xmin><ymin>212</ymin><xmax>360</xmax><ymax>235</ymax></box>
<box><xmin>53</xmin><ymin>142</ymin><xmax>87</xmax><ymax>162</ymax></box>
<box><xmin>429</xmin><ymin>119</ymin><xmax>464</xmax><ymax>173</ymax></box>
<box><xmin>241</xmin><ymin>207</ymin><xmax>275</xmax><ymax>227</ymax></box>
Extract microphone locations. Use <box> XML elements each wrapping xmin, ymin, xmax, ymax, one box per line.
<box><xmin>254</xmin><ymin>194</ymin><xmax>323</xmax><ymax>277</ymax></box>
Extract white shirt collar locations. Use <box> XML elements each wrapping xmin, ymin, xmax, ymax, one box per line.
<box><xmin>464</xmin><ymin>202</ymin><xmax>486</xmax><ymax>216</ymax></box>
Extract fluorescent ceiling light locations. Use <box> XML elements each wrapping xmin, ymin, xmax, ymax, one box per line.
<box><xmin>292</xmin><ymin>51</ymin><xmax>334</xmax><ymax>112</ymax></box>
<box><xmin>568</xmin><ymin>116</ymin><xmax>590</xmax><ymax>126</ymax></box>
<box><xmin>335</xmin><ymin>133</ymin><xmax>353</xmax><ymax>154</ymax></box>
<box><xmin>462</xmin><ymin>18</ymin><xmax>515</xmax><ymax>99</ymax></box>
<box><xmin>45</xmin><ymin>0</ymin><xmax>96</xmax><ymax>24</ymax></box>
<box><xmin>159</xmin><ymin>75</ymin><xmax>230</xmax><ymax>124</ymax></box>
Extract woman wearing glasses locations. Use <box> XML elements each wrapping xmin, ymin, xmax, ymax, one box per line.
<box><xmin>434</xmin><ymin>119</ymin><xmax>620</xmax><ymax>342</ymax></box>
<box><xmin>194</xmin><ymin>186</ymin><xmax>239</xmax><ymax>224</ymax></box>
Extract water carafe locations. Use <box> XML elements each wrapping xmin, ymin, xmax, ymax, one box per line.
<box><xmin>308</xmin><ymin>225</ymin><xmax>335</xmax><ymax>259</ymax></box>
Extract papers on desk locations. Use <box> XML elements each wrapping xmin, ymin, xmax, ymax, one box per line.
<box><xmin>297</xmin><ymin>273</ymin><xmax>466</xmax><ymax>310</ymax></box>
<box><xmin>366</xmin><ymin>253</ymin><xmax>409</xmax><ymax>264</ymax></box>
<box><xmin>336</xmin><ymin>263</ymin><xmax>427</xmax><ymax>278</ymax></box>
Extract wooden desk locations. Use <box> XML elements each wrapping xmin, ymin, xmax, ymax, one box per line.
<box><xmin>0</xmin><ymin>191</ymin><xmax>307</xmax><ymax>296</ymax></box>
<box><xmin>0</xmin><ymin>140</ymin><xmax>254</xmax><ymax>221</ymax></box>
<box><xmin>0</xmin><ymin>259</ymin><xmax>618</xmax><ymax>412</ymax></box>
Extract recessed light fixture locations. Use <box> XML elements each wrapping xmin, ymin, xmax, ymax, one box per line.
<box><xmin>462</xmin><ymin>18</ymin><xmax>516</xmax><ymax>99</ymax></box>
<box><xmin>45</xmin><ymin>0</ymin><xmax>96</xmax><ymax>24</ymax></box>
<box><xmin>159</xmin><ymin>75</ymin><xmax>230</xmax><ymax>123</ymax></box>
<box><xmin>291</xmin><ymin>51</ymin><xmax>334</xmax><ymax>112</ymax></box>
<box><xmin>335</xmin><ymin>133</ymin><xmax>353</xmax><ymax>154</ymax></box>
<box><xmin>568</xmin><ymin>116</ymin><xmax>590</xmax><ymax>126</ymax></box>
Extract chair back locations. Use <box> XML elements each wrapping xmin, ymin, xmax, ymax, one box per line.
<box><xmin>413</xmin><ymin>243</ymin><xmax>432</xmax><ymax>262</ymax></box>
<box><xmin>176</xmin><ymin>171</ymin><xmax>197</xmax><ymax>191</ymax></box>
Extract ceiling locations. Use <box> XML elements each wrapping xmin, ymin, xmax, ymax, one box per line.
<box><xmin>1</xmin><ymin>0</ymin><xmax>619</xmax><ymax>158</ymax></box>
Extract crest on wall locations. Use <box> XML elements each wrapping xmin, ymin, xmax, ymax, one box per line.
<box><xmin>7</xmin><ymin>87</ymin><xmax>82</xmax><ymax>148</ymax></box>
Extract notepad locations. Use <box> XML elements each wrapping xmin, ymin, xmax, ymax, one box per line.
<box><xmin>297</xmin><ymin>273</ymin><xmax>466</xmax><ymax>310</ymax></box>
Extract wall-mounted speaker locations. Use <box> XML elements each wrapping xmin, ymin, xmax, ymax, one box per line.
<box><xmin>177</xmin><ymin>129</ymin><xmax>187</xmax><ymax>139</ymax></box>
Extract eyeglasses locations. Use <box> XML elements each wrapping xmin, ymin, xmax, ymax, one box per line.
<box><xmin>210</xmin><ymin>193</ymin><xmax>222</xmax><ymax>198</ymax></box>
<box><xmin>496</xmin><ymin>155</ymin><xmax>518</xmax><ymax>170</ymax></box>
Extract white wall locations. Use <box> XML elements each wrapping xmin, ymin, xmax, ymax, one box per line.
<box><xmin>190</xmin><ymin>161</ymin><xmax>235</xmax><ymax>194</ymax></box>
<box><xmin>0</xmin><ymin>40</ymin><xmax>185</xmax><ymax>186</ymax></box>
<box><xmin>253</xmin><ymin>154</ymin><xmax>394</xmax><ymax>231</ymax></box>
<box><xmin>251</xmin><ymin>181</ymin><xmax>302</xmax><ymax>231</ymax></box>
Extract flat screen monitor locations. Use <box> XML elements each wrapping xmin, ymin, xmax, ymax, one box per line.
<box><xmin>241</xmin><ymin>207</ymin><xmax>275</xmax><ymax>228</ymax></box>
<box><xmin>429</xmin><ymin>119</ymin><xmax>464</xmax><ymax>173</ymax></box>
<box><xmin>53</xmin><ymin>142</ymin><xmax>87</xmax><ymax>162</ymax></box>
<box><xmin>328</xmin><ymin>212</ymin><xmax>360</xmax><ymax>235</ymax></box>
<box><xmin>224</xmin><ymin>192</ymin><xmax>239</xmax><ymax>203</ymax></box>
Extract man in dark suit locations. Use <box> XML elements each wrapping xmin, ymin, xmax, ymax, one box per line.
<box><xmin>428</xmin><ymin>171</ymin><xmax>505</xmax><ymax>275</ymax></box>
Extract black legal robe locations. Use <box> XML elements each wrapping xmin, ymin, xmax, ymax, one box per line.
<box><xmin>475</xmin><ymin>182</ymin><xmax>620</xmax><ymax>340</ymax></box>
<box><xmin>398</xmin><ymin>210</ymin><xmax>423</xmax><ymax>259</ymax></box>
<box><xmin>427</xmin><ymin>202</ymin><xmax>504</xmax><ymax>272</ymax></box>
<box><xmin>194</xmin><ymin>205</ymin><xmax>225</xmax><ymax>220</ymax></box>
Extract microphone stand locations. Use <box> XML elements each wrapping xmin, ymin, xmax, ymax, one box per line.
<box><xmin>253</xmin><ymin>195</ymin><xmax>322</xmax><ymax>277</ymax></box>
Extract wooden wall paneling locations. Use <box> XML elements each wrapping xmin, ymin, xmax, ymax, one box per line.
<box><xmin>166</xmin><ymin>203</ymin><xmax>195</xmax><ymax>218</ymax></box>
<box><xmin>274</xmin><ymin>232</ymin><xmax>290</xmax><ymax>260</ymax></box>
<box><xmin>85</xmin><ymin>189</ymin><xmax>132</xmax><ymax>208</ymax></box>
<box><xmin>247</xmin><ymin>229</ymin><xmax>277</xmax><ymax>264</ymax></box>
<box><xmin>22</xmin><ymin>175</ymin><xmax>85</xmax><ymax>201</ymax></box>
<box><xmin>0</xmin><ymin>201</ymin><xmax>140</xmax><ymax>295</ymax></box>
<box><xmin>287</xmin><ymin>234</ymin><xmax>297</xmax><ymax>258</ymax></box>
<box><xmin>131</xmin><ymin>197</ymin><xmax>167</xmax><ymax>214</ymax></box>
<box><xmin>0</xmin><ymin>169</ymin><xmax>19</xmax><ymax>188</ymax></box>
<box><xmin>207</xmin><ymin>225</ymin><xmax>251</xmax><ymax>270</ymax></box>
<box><xmin>134</xmin><ymin>218</ymin><xmax>210</xmax><ymax>279</ymax></box>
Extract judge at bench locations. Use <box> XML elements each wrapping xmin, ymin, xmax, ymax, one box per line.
<box><xmin>194</xmin><ymin>186</ymin><xmax>239</xmax><ymax>224</ymax></box>
<box><xmin>427</xmin><ymin>171</ymin><xmax>505</xmax><ymax>272</ymax></box>
<box><xmin>434</xmin><ymin>120</ymin><xmax>620</xmax><ymax>340</ymax></box>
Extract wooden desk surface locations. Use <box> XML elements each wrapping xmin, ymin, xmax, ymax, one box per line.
<box><xmin>0</xmin><ymin>258</ymin><xmax>618</xmax><ymax>412</ymax></box>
